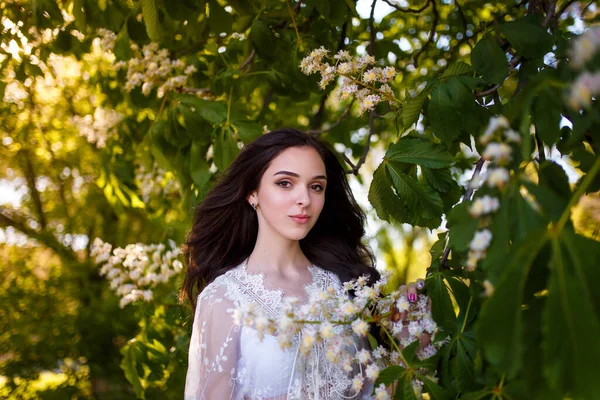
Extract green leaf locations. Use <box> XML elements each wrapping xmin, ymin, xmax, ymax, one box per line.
<box><xmin>177</xmin><ymin>95</ymin><xmax>227</xmax><ymax>124</ymax></box>
<box><xmin>441</xmin><ymin>61</ymin><xmax>473</xmax><ymax>78</ymax></box>
<box><xmin>375</xmin><ymin>365</ymin><xmax>404</xmax><ymax>387</ymax></box>
<box><xmin>367</xmin><ymin>332</ymin><xmax>379</xmax><ymax>351</ymax></box>
<box><xmin>141</xmin><ymin>0</ymin><xmax>160</xmax><ymax>40</ymax></box>
<box><xmin>114</xmin><ymin>26</ymin><xmax>132</xmax><ymax>61</ymax></box>
<box><xmin>417</xmin><ymin>374</ymin><xmax>448</xmax><ymax>400</ymax></box>
<box><xmin>499</xmin><ymin>16</ymin><xmax>553</xmax><ymax>59</ymax></box>
<box><xmin>120</xmin><ymin>343</ymin><xmax>145</xmax><ymax>399</ymax></box>
<box><xmin>213</xmin><ymin>127</ymin><xmax>239</xmax><ymax>171</ymax></box>
<box><xmin>311</xmin><ymin>0</ymin><xmax>330</xmax><ymax>18</ymax></box>
<box><xmin>401</xmin><ymin>84</ymin><xmax>434</xmax><ymax>128</ymax></box>
<box><xmin>250</xmin><ymin>19</ymin><xmax>276</xmax><ymax>60</ymax></box>
<box><xmin>446</xmin><ymin>202</ymin><xmax>478</xmax><ymax>252</ymax></box>
<box><xmin>234</xmin><ymin>120</ymin><xmax>263</xmax><ymax>144</ymax></box>
<box><xmin>368</xmin><ymin>163</ymin><xmax>410</xmax><ymax>223</ymax></box>
<box><xmin>533</xmin><ymin>88</ymin><xmax>562</xmax><ymax>145</ymax></box>
<box><xmin>471</xmin><ymin>36</ymin><xmax>509</xmax><ymax>84</ymax></box>
<box><xmin>180</xmin><ymin>106</ymin><xmax>212</xmax><ymax>145</ymax></box>
<box><xmin>542</xmin><ymin>231</ymin><xmax>600</xmax><ymax>399</ymax></box>
<box><xmin>72</xmin><ymin>0</ymin><xmax>87</xmax><ymax>32</ymax></box>
<box><xmin>0</xmin><ymin>81</ymin><xmax>6</xmax><ymax>101</ymax></box>
<box><xmin>425</xmin><ymin>269</ymin><xmax>457</xmax><ymax>331</ymax></box>
<box><xmin>386</xmin><ymin>161</ymin><xmax>443</xmax><ymax>220</ymax></box>
<box><xmin>478</xmin><ymin>229</ymin><xmax>548</xmax><ymax>378</ymax></box>
<box><xmin>208</xmin><ymin>0</ymin><xmax>234</xmax><ymax>34</ymax></box>
<box><xmin>428</xmin><ymin>77</ymin><xmax>485</xmax><ymax>144</ymax></box>
<box><xmin>452</xmin><ymin>335</ymin><xmax>477</xmax><ymax>391</ymax></box>
<box><xmin>385</xmin><ymin>138</ymin><xmax>454</xmax><ymax>169</ymax></box>
<box><xmin>421</xmin><ymin>167</ymin><xmax>463</xmax><ymax>203</ymax></box>
<box><xmin>190</xmin><ymin>141</ymin><xmax>211</xmax><ymax>189</ymax></box>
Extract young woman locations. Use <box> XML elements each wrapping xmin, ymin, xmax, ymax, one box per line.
<box><xmin>181</xmin><ymin>128</ymin><xmax>419</xmax><ymax>399</ymax></box>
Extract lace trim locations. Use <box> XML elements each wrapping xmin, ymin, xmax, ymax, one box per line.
<box><xmin>223</xmin><ymin>259</ymin><xmax>334</xmax><ymax>318</ymax></box>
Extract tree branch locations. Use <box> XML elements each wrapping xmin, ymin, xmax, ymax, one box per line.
<box><xmin>414</xmin><ymin>0</ymin><xmax>438</xmax><ymax>67</ymax></box>
<box><xmin>381</xmin><ymin>0</ymin><xmax>431</xmax><ymax>13</ymax></box>
<box><xmin>306</xmin><ymin>100</ymin><xmax>354</xmax><ymax>136</ymax></box>
<box><xmin>555</xmin><ymin>0</ymin><xmax>577</xmax><ymax>18</ymax></box>
<box><xmin>20</xmin><ymin>147</ymin><xmax>47</xmax><ymax>231</ymax></box>
<box><xmin>239</xmin><ymin>49</ymin><xmax>255</xmax><ymax>72</ymax></box>
<box><xmin>0</xmin><ymin>207</ymin><xmax>80</xmax><ymax>264</ymax></box>
<box><xmin>369</xmin><ymin>0</ymin><xmax>377</xmax><ymax>56</ymax></box>
<box><xmin>441</xmin><ymin>157</ymin><xmax>485</xmax><ymax>269</ymax></box>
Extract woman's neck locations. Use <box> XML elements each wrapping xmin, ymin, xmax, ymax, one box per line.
<box><xmin>247</xmin><ymin>233</ymin><xmax>311</xmax><ymax>277</ymax></box>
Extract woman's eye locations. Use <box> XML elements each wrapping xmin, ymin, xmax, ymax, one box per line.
<box><xmin>276</xmin><ymin>181</ymin><xmax>292</xmax><ymax>188</ymax></box>
<box><xmin>311</xmin><ymin>184</ymin><xmax>324</xmax><ymax>192</ymax></box>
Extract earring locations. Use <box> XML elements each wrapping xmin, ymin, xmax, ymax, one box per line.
<box><xmin>251</xmin><ymin>203</ymin><xmax>257</xmax><ymax>211</ymax></box>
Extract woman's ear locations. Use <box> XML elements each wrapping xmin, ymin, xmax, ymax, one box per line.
<box><xmin>246</xmin><ymin>192</ymin><xmax>257</xmax><ymax>206</ymax></box>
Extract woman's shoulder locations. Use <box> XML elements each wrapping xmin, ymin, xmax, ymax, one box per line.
<box><xmin>196</xmin><ymin>264</ymin><xmax>247</xmax><ymax>303</ymax></box>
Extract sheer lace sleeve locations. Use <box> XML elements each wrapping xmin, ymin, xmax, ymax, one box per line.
<box><xmin>185</xmin><ymin>281</ymin><xmax>241</xmax><ymax>400</ymax></box>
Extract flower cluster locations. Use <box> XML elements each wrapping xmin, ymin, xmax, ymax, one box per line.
<box><xmin>479</xmin><ymin>115</ymin><xmax>519</xmax><ymax>190</ymax></box>
<box><xmin>567</xmin><ymin>28</ymin><xmax>600</xmax><ymax>110</ymax></box>
<box><xmin>113</xmin><ymin>42</ymin><xmax>197</xmax><ymax>98</ymax></box>
<box><xmin>232</xmin><ymin>271</ymin><xmax>441</xmax><ymax>395</ymax></box>
<box><xmin>97</xmin><ymin>28</ymin><xmax>117</xmax><ymax>53</ymax></box>
<box><xmin>69</xmin><ymin>107</ymin><xmax>124</xmax><ymax>148</ymax></box>
<box><xmin>135</xmin><ymin>162</ymin><xmax>180</xmax><ymax>203</ymax></box>
<box><xmin>568</xmin><ymin>71</ymin><xmax>600</xmax><ymax>110</ymax></box>
<box><xmin>469</xmin><ymin>195</ymin><xmax>500</xmax><ymax>218</ymax></box>
<box><xmin>568</xmin><ymin>27</ymin><xmax>600</xmax><ymax>70</ymax></box>
<box><xmin>300</xmin><ymin>48</ymin><xmax>398</xmax><ymax>115</ymax></box>
<box><xmin>464</xmin><ymin>115</ymin><xmax>521</xmax><ymax>271</ymax></box>
<box><xmin>90</xmin><ymin>237</ymin><xmax>183</xmax><ymax>308</ymax></box>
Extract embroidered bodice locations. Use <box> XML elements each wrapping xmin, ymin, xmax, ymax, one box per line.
<box><xmin>184</xmin><ymin>259</ymin><xmax>374</xmax><ymax>399</ymax></box>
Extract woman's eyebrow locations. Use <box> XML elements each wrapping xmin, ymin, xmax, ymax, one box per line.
<box><xmin>273</xmin><ymin>171</ymin><xmax>327</xmax><ymax>180</ymax></box>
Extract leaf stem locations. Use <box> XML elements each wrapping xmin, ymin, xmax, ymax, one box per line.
<box><xmin>460</xmin><ymin>296</ymin><xmax>473</xmax><ymax>333</ymax></box>
<box><xmin>285</xmin><ymin>0</ymin><xmax>301</xmax><ymax>44</ymax></box>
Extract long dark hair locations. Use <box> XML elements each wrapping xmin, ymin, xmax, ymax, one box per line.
<box><xmin>181</xmin><ymin>128</ymin><xmax>380</xmax><ymax>308</ymax></box>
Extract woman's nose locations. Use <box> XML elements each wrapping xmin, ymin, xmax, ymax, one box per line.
<box><xmin>296</xmin><ymin>187</ymin><xmax>310</xmax><ymax>206</ymax></box>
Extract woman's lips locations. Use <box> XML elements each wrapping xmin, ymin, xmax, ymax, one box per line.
<box><xmin>290</xmin><ymin>216</ymin><xmax>310</xmax><ymax>224</ymax></box>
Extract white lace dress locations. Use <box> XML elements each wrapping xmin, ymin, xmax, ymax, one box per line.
<box><xmin>184</xmin><ymin>259</ymin><xmax>374</xmax><ymax>399</ymax></box>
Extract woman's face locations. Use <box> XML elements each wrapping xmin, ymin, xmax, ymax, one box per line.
<box><xmin>250</xmin><ymin>146</ymin><xmax>327</xmax><ymax>241</ymax></box>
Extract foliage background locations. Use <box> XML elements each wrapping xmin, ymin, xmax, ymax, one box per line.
<box><xmin>1</xmin><ymin>0</ymin><xmax>599</xmax><ymax>398</ymax></box>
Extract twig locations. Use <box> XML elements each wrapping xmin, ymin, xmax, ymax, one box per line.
<box><xmin>20</xmin><ymin>147</ymin><xmax>46</xmax><ymax>231</ymax></box>
<box><xmin>555</xmin><ymin>0</ymin><xmax>577</xmax><ymax>18</ymax></box>
<box><xmin>441</xmin><ymin>157</ymin><xmax>485</xmax><ymax>269</ymax></box>
<box><xmin>239</xmin><ymin>49</ymin><xmax>255</xmax><ymax>71</ymax></box>
<box><xmin>414</xmin><ymin>0</ymin><xmax>438</xmax><ymax>68</ymax></box>
<box><xmin>0</xmin><ymin>207</ymin><xmax>80</xmax><ymax>265</ymax></box>
<box><xmin>381</xmin><ymin>0</ymin><xmax>431</xmax><ymax>13</ymax></box>
<box><xmin>356</xmin><ymin>111</ymin><xmax>377</xmax><ymax>173</ymax></box>
<box><xmin>474</xmin><ymin>84</ymin><xmax>503</xmax><ymax>98</ymax></box>
<box><xmin>285</xmin><ymin>0</ymin><xmax>301</xmax><ymax>44</ymax></box>
<box><xmin>543</xmin><ymin>0</ymin><xmax>557</xmax><ymax>27</ymax></box>
<box><xmin>306</xmin><ymin>101</ymin><xmax>354</xmax><ymax>136</ymax></box>
<box><xmin>369</xmin><ymin>0</ymin><xmax>377</xmax><ymax>56</ymax></box>
<box><xmin>474</xmin><ymin>55</ymin><xmax>521</xmax><ymax>98</ymax></box>
<box><xmin>343</xmin><ymin>112</ymin><xmax>377</xmax><ymax>175</ymax></box>
<box><xmin>309</xmin><ymin>22</ymin><xmax>348</xmax><ymax>130</ymax></box>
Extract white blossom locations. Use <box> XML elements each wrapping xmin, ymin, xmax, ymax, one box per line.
<box><xmin>568</xmin><ymin>27</ymin><xmax>600</xmax><ymax>69</ymax></box>
<box><xmin>469</xmin><ymin>229</ymin><xmax>493</xmax><ymax>252</ymax></box>
<box><xmin>482</xmin><ymin>142</ymin><xmax>512</xmax><ymax>165</ymax></box>
<box><xmin>568</xmin><ymin>71</ymin><xmax>600</xmax><ymax>110</ymax></box>
<box><xmin>92</xmin><ymin>237</ymin><xmax>183</xmax><ymax>307</ymax></box>
<box><xmin>365</xmin><ymin>363</ymin><xmax>380</xmax><ymax>380</ymax></box>
<box><xmin>481</xmin><ymin>115</ymin><xmax>510</xmax><ymax>145</ymax></box>
<box><xmin>469</xmin><ymin>195</ymin><xmax>500</xmax><ymax>218</ymax></box>
<box><xmin>487</xmin><ymin>168</ymin><xmax>510</xmax><ymax>188</ymax></box>
<box><xmin>375</xmin><ymin>384</ymin><xmax>390</xmax><ymax>400</ymax></box>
